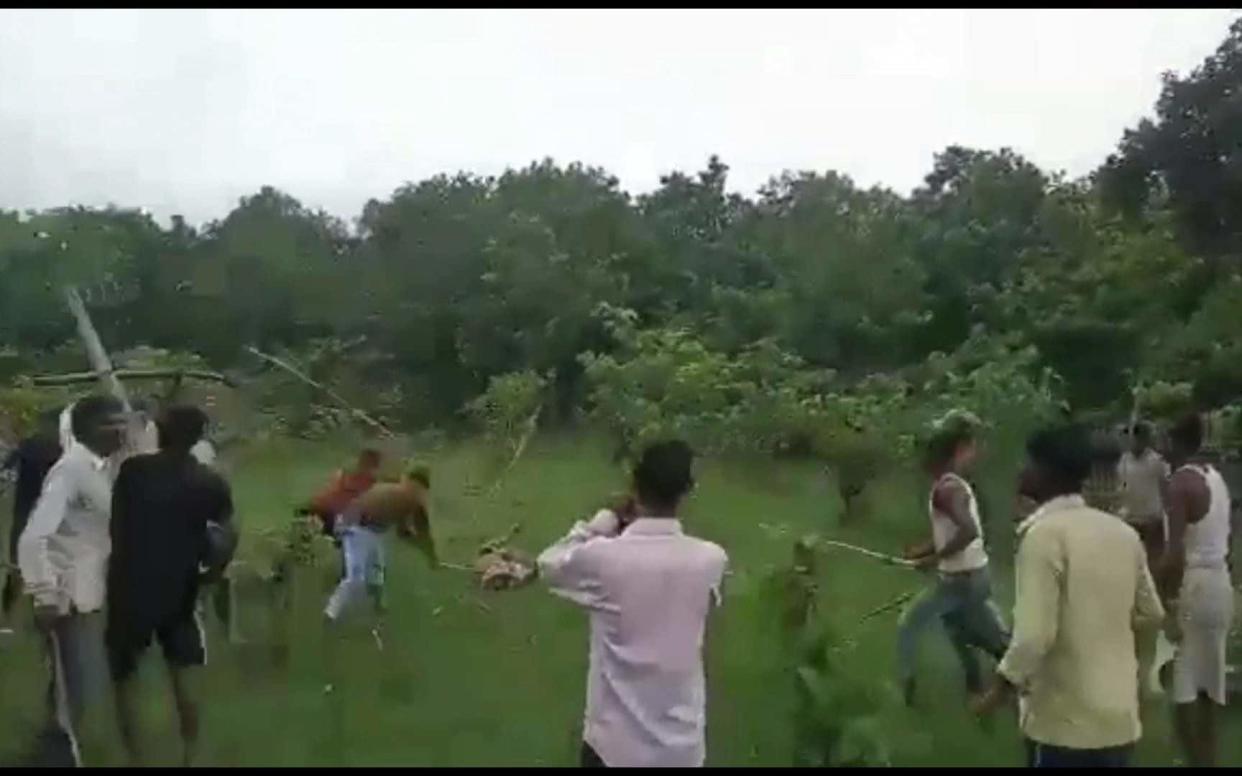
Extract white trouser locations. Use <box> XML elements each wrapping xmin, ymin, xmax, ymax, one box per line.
<box><xmin>1171</xmin><ymin>566</ymin><xmax>1234</xmax><ymax>705</ymax></box>
<box><xmin>323</xmin><ymin>526</ymin><xmax>385</xmax><ymax>622</ymax></box>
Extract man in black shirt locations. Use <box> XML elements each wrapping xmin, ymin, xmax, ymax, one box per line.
<box><xmin>106</xmin><ymin>405</ymin><xmax>234</xmax><ymax>767</ymax></box>
<box><xmin>2</xmin><ymin>410</ymin><xmax>62</xmax><ymax>617</ymax></box>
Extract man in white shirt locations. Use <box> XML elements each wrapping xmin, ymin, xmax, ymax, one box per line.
<box><xmin>538</xmin><ymin>440</ymin><xmax>727</xmax><ymax>768</ymax></box>
<box><xmin>18</xmin><ymin>395</ymin><xmax>128</xmax><ymax>767</ymax></box>
<box><xmin>1160</xmin><ymin>413</ymin><xmax>1233</xmax><ymax>767</ymax></box>
<box><xmin>1118</xmin><ymin>422</ymin><xmax>1170</xmax><ymax>566</ymax></box>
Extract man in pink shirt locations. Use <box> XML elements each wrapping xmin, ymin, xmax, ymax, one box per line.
<box><xmin>538</xmin><ymin>440</ymin><xmax>728</xmax><ymax>767</ymax></box>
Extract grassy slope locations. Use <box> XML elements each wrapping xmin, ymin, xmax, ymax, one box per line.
<box><xmin>0</xmin><ymin>433</ymin><xmax>1237</xmax><ymax>766</ymax></box>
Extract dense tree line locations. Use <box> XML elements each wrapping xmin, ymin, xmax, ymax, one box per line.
<box><xmin>2</xmin><ymin>20</ymin><xmax>1241</xmax><ymax>447</ymax></box>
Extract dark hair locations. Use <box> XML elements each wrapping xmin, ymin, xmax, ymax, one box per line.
<box><xmin>70</xmin><ymin>395</ymin><xmax>124</xmax><ymax>439</ymax></box>
<box><xmin>924</xmin><ymin>421</ymin><xmax>977</xmax><ymax>470</ymax></box>
<box><xmin>359</xmin><ymin>448</ymin><xmax>382</xmax><ymax>467</ymax></box>
<box><xmin>1089</xmin><ymin>429</ymin><xmax>1122</xmax><ymax>468</ymax></box>
<box><xmin>633</xmin><ymin>440</ymin><xmax>695</xmax><ymax>511</ymax></box>
<box><xmin>1131</xmin><ymin>422</ymin><xmax>1152</xmax><ymax>442</ymax></box>
<box><xmin>157</xmin><ymin>405</ymin><xmax>208</xmax><ymax>451</ymax></box>
<box><xmin>1026</xmin><ymin>425</ymin><xmax>1092</xmax><ymax>490</ymax></box>
<box><xmin>1169</xmin><ymin>413</ymin><xmax>1204</xmax><ymax>453</ymax></box>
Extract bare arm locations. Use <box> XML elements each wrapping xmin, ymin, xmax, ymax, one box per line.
<box><xmin>1160</xmin><ymin>468</ymin><xmax>1209</xmax><ymax>601</ymax></box>
<box><xmin>931</xmin><ymin>479</ymin><xmax>979</xmax><ymax>561</ymax></box>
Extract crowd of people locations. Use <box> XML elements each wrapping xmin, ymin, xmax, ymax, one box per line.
<box><xmin>900</xmin><ymin>412</ymin><xmax>1234</xmax><ymax>768</ymax></box>
<box><xmin>1</xmin><ymin>391</ymin><xmax>1235</xmax><ymax>768</ymax></box>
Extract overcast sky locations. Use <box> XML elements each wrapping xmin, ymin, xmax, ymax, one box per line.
<box><xmin>0</xmin><ymin>9</ymin><xmax>1236</xmax><ymax>226</ymax></box>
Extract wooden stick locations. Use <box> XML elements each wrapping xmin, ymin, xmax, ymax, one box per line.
<box><xmin>245</xmin><ymin>345</ymin><xmax>395</xmax><ymax>438</ymax></box>
<box><xmin>31</xmin><ymin>368</ymin><xmax>237</xmax><ymax>388</ymax></box>
<box><xmin>64</xmin><ymin>286</ymin><xmax>133</xmax><ymax>414</ymax></box>
<box><xmin>488</xmin><ymin>406</ymin><xmax>542</xmax><ymax>495</ymax></box>
<box><xmin>818</xmin><ymin>539</ymin><xmax>917</xmax><ymax>568</ymax></box>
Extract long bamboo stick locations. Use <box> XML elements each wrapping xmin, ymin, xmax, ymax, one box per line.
<box><xmin>818</xmin><ymin>539</ymin><xmax>917</xmax><ymax>569</ymax></box>
<box><xmin>245</xmin><ymin>345</ymin><xmax>394</xmax><ymax>438</ymax></box>
<box><xmin>31</xmin><ymin>368</ymin><xmax>237</xmax><ymax>388</ymax></box>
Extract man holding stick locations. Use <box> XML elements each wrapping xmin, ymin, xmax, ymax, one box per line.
<box><xmin>897</xmin><ymin>411</ymin><xmax>1009</xmax><ymax>708</ymax></box>
<box><xmin>17</xmin><ymin>396</ymin><xmax>127</xmax><ymax>766</ymax></box>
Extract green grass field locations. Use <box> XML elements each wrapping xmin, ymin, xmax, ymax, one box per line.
<box><xmin>1</xmin><ymin>434</ymin><xmax>1239</xmax><ymax>766</ymax></box>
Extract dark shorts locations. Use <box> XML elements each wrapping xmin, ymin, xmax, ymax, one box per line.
<box><xmin>1025</xmin><ymin>739</ymin><xmax>1132</xmax><ymax>768</ymax></box>
<box><xmin>107</xmin><ymin>611</ymin><xmax>206</xmax><ymax>682</ymax></box>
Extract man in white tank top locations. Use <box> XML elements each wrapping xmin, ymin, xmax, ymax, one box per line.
<box><xmin>1160</xmin><ymin>413</ymin><xmax>1233</xmax><ymax>767</ymax></box>
<box><xmin>897</xmin><ymin>412</ymin><xmax>1010</xmax><ymax>707</ymax></box>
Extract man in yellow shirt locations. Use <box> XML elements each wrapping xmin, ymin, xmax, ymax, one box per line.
<box><xmin>974</xmin><ymin>425</ymin><xmax>1164</xmax><ymax>767</ymax></box>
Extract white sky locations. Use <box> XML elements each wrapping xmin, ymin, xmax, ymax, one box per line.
<box><xmin>0</xmin><ymin>9</ymin><xmax>1236</xmax><ymax>226</ymax></box>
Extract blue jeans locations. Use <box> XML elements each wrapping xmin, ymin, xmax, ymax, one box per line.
<box><xmin>896</xmin><ymin>567</ymin><xmax>1010</xmax><ymax>693</ymax></box>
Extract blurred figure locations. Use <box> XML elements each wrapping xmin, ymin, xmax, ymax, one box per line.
<box><xmin>898</xmin><ymin>411</ymin><xmax>1009</xmax><ymax>708</ymax></box>
<box><xmin>1118</xmin><ymin>422</ymin><xmax>1170</xmax><ymax>569</ymax></box>
<box><xmin>1083</xmin><ymin>428</ymin><xmax>1123</xmax><ymax>514</ymax></box>
<box><xmin>973</xmin><ymin>425</ymin><xmax>1164</xmax><ymax>768</ymax></box>
<box><xmin>323</xmin><ymin>463</ymin><xmax>437</xmax><ymax>627</ymax></box>
<box><xmin>538</xmin><ymin>440</ymin><xmax>727</xmax><ymax>768</ymax></box>
<box><xmin>18</xmin><ymin>396</ymin><xmax>127</xmax><ymax>767</ymax></box>
<box><xmin>299</xmin><ymin>449</ymin><xmax>382</xmax><ymax>540</ymax></box>
<box><xmin>1160</xmin><ymin>413</ymin><xmax>1232</xmax><ymax>767</ymax></box>
<box><xmin>106</xmin><ymin>404</ymin><xmax>234</xmax><ymax>767</ymax></box>
<box><xmin>2</xmin><ymin>410</ymin><xmax>62</xmax><ymax>618</ymax></box>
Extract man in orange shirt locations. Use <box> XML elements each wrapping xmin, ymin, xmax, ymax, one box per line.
<box><xmin>323</xmin><ymin>463</ymin><xmax>438</xmax><ymax>625</ymax></box>
<box><xmin>298</xmin><ymin>449</ymin><xmax>382</xmax><ymax>539</ymax></box>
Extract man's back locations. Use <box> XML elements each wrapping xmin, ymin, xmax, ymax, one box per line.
<box><xmin>108</xmin><ymin>452</ymin><xmax>232</xmax><ymax>625</ymax></box>
<box><xmin>1004</xmin><ymin>498</ymin><xmax>1163</xmax><ymax>749</ymax></box>
<box><xmin>541</xmin><ymin>516</ymin><xmax>727</xmax><ymax>767</ymax></box>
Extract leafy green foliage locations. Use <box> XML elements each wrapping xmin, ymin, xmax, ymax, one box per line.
<box><xmin>4</xmin><ymin>19</ymin><xmax>1242</xmax><ymax>446</ymax></box>
<box><xmin>465</xmin><ymin>370</ymin><xmax>548</xmax><ymax>458</ymax></box>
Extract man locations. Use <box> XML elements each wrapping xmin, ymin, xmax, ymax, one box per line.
<box><xmin>300</xmin><ymin>448</ymin><xmax>383</xmax><ymax>540</ymax></box>
<box><xmin>1118</xmin><ymin>422</ymin><xmax>1170</xmax><ymax>568</ymax></box>
<box><xmin>17</xmin><ymin>395</ymin><xmax>128</xmax><ymax>767</ymax></box>
<box><xmin>2</xmin><ymin>410</ymin><xmax>62</xmax><ymax>617</ymax></box>
<box><xmin>898</xmin><ymin>411</ymin><xmax>1009</xmax><ymax>707</ymax></box>
<box><xmin>106</xmin><ymin>405</ymin><xmax>234</xmax><ymax>767</ymax></box>
<box><xmin>323</xmin><ymin>463</ymin><xmax>437</xmax><ymax>627</ymax></box>
<box><xmin>1159</xmin><ymin>413</ymin><xmax>1233</xmax><ymax>767</ymax></box>
<box><xmin>973</xmin><ymin>425</ymin><xmax>1165</xmax><ymax>768</ymax></box>
<box><xmin>538</xmin><ymin>440</ymin><xmax>728</xmax><ymax>768</ymax></box>
<box><xmin>1083</xmin><ymin>428</ymin><xmax>1124</xmax><ymax>515</ymax></box>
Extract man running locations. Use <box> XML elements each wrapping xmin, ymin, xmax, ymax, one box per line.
<box><xmin>2</xmin><ymin>410</ymin><xmax>62</xmax><ymax>618</ymax></box>
<box><xmin>300</xmin><ymin>449</ymin><xmax>383</xmax><ymax>540</ymax></box>
<box><xmin>897</xmin><ymin>411</ymin><xmax>1009</xmax><ymax>707</ymax></box>
<box><xmin>323</xmin><ymin>463</ymin><xmax>437</xmax><ymax>627</ymax></box>
<box><xmin>538</xmin><ymin>440</ymin><xmax>727</xmax><ymax>768</ymax></box>
<box><xmin>1160</xmin><ymin>413</ymin><xmax>1233</xmax><ymax>767</ymax></box>
<box><xmin>1119</xmin><ymin>422</ymin><xmax>1170</xmax><ymax>569</ymax></box>
<box><xmin>973</xmin><ymin>425</ymin><xmax>1164</xmax><ymax>767</ymax></box>
<box><xmin>17</xmin><ymin>396</ymin><xmax>128</xmax><ymax>767</ymax></box>
<box><xmin>106</xmin><ymin>405</ymin><xmax>234</xmax><ymax>766</ymax></box>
